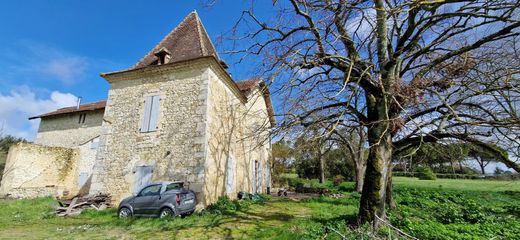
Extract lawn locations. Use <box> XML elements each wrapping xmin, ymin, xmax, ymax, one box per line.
<box><xmin>0</xmin><ymin>177</ymin><xmax>519</xmax><ymax>239</ymax></box>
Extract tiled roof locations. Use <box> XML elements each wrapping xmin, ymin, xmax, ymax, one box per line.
<box><xmin>236</xmin><ymin>79</ymin><xmax>276</xmax><ymax>127</ymax></box>
<box><xmin>236</xmin><ymin>78</ymin><xmax>261</xmax><ymax>96</ymax></box>
<box><xmin>29</xmin><ymin>100</ymin><xmax>106</xmax><ymax>120</ymax></box>
<box><xmin>133</xmin><ymin>11</ymin><xmax>219</xmax><ymax>69</ymax></box>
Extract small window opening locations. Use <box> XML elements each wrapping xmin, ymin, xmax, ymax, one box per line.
<box><xmin>78</xmin><ymin>113</ymin><xmax>86</xmax><ymax>124</ymax></box>
<box><xmin>154</xmin><ymin>48</ymin><xmax>171</xmax><ymax>65</ymax></box>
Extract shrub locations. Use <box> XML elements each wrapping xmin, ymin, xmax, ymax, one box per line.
<box><xmin>206</xmin><ymin>196</ymin><xmax>247</xmax><ymax>214</ymax></box>
<box><xmin>417</xmin><ymin>167</ymin><xmax>437</xmax><ymax>180</ymax></box>
<box><xmin>338</xmin><ymin>182</ymin><xmax>355</xmax><ymax>192</ymax></box>
<box><xmin>287</xmin><ymin>177</ymin><xmax>305</xmax><ymax>188</ymax></box>
<box><xmin>332</xmin><ymin>175</ymin><xmax>345</xmax><ymax>186</ymax></box>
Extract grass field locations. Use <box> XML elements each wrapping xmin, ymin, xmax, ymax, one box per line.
<box><xmin>393</xmin><ymin>176</ymin><xmax>520</xmax><ymax>192</ymax></box>
<box><xmin>0</xmin><ymin>177</ymin><xmax>519</xmax><ymax>239</ymax></box>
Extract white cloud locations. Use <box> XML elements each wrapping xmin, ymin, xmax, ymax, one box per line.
<box><xmin>1</xmin><ymin>41</ymin><xmax>89</xmax><ymax>85</ymax></box>
<box><xmin>0</xmin><ymin>86</ymin><xmax>77</xmax><ymax>140</ymax></box>
<box><xmin>41</xmin><ymin>57</ymin><xmax>88</xmax><ymax>85</ymax></box>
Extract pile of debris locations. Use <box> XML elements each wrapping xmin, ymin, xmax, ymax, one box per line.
<box><xmin>55</xmin><ymin>193</ymin><xmax>112</xmax><ymax>217</ymax></box>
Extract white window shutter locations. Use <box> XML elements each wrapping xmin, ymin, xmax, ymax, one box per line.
<box><xmin>141</xmin><ymin>96</ymin><xmax>153</xmax><ymax>132</ymax></box>
<box><xmin>226</xmin><ymin>155</ymin><xmax>235</xmax><ymax>194</ymax></box>
<box><xmin>148</xmin><ymin>96</ymin><xmax>160</xmax><ymax>131</ymax></box>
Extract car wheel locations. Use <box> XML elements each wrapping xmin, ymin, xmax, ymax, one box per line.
<box><xmin>159</xmin><ymin>207</ymin><xmax>175</xmax><ymax>219</ymax></box>
<box><xmin>118</xmin><ymin>207</ymin><xmax>132</xmax><ymax>219</ymax></box>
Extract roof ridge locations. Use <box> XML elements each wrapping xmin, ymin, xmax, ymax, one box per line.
<box><xmin>200</xmin><ymin>17</ymin><xmax>219</xmax><ymax>59</ymax></box>
<box><xmin>194</xmin><ymin>13</ymin><xmax>206</xmax><ymax>56</ymax></box>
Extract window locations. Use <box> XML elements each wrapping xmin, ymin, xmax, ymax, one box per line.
<box><xmin>138</xmin><ymin>184</ymin><xmax>161</xmax><ymax>196</ymax></box>
<box><xmin>154</xmin><ymin>48</ymin><xmax>170</xmax><ymax>65</ymax></box>
<box><xmin>166</xmin><ymin>182</ymin><xmax>184</xmax><ymax>191</ymax></box>
<box><xmin>140</xmin><ymin>95</ymin><xmax>160</xmax><ymax>132</ymax></box>
<box><xmin>226</xmin><ymin>155</ymin><xmax>235</xmax><ymax>194</ymax></box>
<box><xmin>78</xmin><ymin>113</ymin><xmax>86</xmax><ymax>124</ymax></box>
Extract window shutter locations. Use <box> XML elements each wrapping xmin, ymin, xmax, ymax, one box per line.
<box><xmin>141</xmin><ymin>96</ymin><xmax>153</xmax><ymax>132</ymax></box>
<box><xmin>148</xmin><ymin>96</ymin><xmax>160</xmax><ymax>131</ymax></box>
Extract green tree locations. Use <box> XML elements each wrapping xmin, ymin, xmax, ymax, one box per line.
<box><xmin>0</xmin><ymin>134</ymin><xmax>26</xmax><ymax>181</ymax></box>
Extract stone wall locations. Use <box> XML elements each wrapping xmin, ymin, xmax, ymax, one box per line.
<box><xmin>35</xmin><ymin>110</ymin><xmax>104</xmax><ymax>148</ymax></box>
<box><xmin>204</xmin><ymin>63</ymin><xmax>272</xmax><ymax>204</ymax></box>
<box><xmin>89</xmin><ymin>57</ymin><xmax>271</xmax><ymax>207</ymax></box>
<box><xmin>90</xmin><ymin>59</ymin><xmax>211</xmax><ymax>206</ymax></box>
<box><xmin>0</xmin><ymin>143</ymin><xmax>81</xmax><ymax>198</ymax></box>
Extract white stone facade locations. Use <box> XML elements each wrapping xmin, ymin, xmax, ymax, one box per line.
<box><xmin>88</xmin><ymin>57</ymin><xmax>272</xmax><ymax>207</ymax></box>
<box><xmin>35</xmin><ymin>110</ymin><xmax>104</xmax><ymax>148</ymax></box>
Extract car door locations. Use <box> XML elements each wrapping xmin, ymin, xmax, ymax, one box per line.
<box><xmin>132</xmin><ymin>184</ymin><xmax>162</xmax><ymax>215</ymax></box>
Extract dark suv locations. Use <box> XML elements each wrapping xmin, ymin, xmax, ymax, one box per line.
<box><xmin>117</xmin><ymin>181</ymin><xmax>197</xmax><ymax>218</ymax></box>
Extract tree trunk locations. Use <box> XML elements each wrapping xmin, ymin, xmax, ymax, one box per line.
<box><xmin>385</xmin><ymin>165</ymin><xmax>395</xmax><ymax>208</ymax></box>
<box><xmin>319</xmin><ymin>155</ymin><xmax>325</xmax><ymax>183</ymax></box>
<box><xmin>355</xmin><ymin>163</ymin><xmax>366</xmax><ymax>192</ymax></box>
<box><xmin>358</xmin><ymin>111</ymin><xmax>393</xmax><ymax>225</ymax></box>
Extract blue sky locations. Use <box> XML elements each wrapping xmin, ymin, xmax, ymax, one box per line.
<box><xmin>0</xmin><ymin>0</ymin><xmax>273</xmax><ymax>140</ymax></box>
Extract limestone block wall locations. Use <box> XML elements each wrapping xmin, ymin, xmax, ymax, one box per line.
<box><xmin>204</xmin><ymin>65</ymin><xmax>272</xmax><ymax>204</ymax></box>
<box><xmin>76</xmin><ymin>137</ymin><xmax>99</xmax><ymax>195</ymax></box>
<box><xmin>242</xmin><ymin>87</ymin><xmax>272</xmax><ymax>192</ymax></box>
<box><xmin>90</xmin><ymin>59</ymin><xmax>211</xmax><ymax>205</ymax></box>
<box><xmin>35</xmin><ymin>110</ymin><xmax>104</xmax><ymax>148</ymax></box>
<box><xmin>0</xmin><ymin>143</ymin><xmax>81</xmax><ymax>198</ymax></box>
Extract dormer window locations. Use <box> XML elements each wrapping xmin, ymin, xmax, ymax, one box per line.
<box><xmin>154</xmin><ymin>48</ymin><xmax>171</xmax><ymax>65</ymax></box>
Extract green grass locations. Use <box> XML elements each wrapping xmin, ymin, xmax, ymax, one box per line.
<box><xmin>0</xmin><ymin>195</ymin><xmax>361</xmax><ymax>239</ymax></box>
<box><xmin>390</xmin><ymin>177</ymin><xmax>520</xmax><ymax>239</ymax></box>
<box><xmin>393</xmin><ymin>176</ymin><xmax>520</xmax><ymax>192</ymax></box>
<box><xmin>0</xmin><ymin>177</ymin><xmax>519</xmax><ymax>239</ymax></box>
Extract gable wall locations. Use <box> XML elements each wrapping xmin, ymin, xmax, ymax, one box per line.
<box><xmin>204</xmin><ymin>65</ymin><xmax>271</xmax><ymax>204</ymax></box>
<box><xmin>35</xmin><ymin>110</ymin><xmax>104</xmax><ymax>148</ymax></box>
<box><xmin>89</xmin><ymin>60</ymin><xmax>211</xmax><ymax>205</ymax></box>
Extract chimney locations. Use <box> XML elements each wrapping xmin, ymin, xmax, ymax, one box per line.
<box><xmin>76</xmin><ymin>97</ymin><xmax>82</xmax><ymax>110</ymax></box>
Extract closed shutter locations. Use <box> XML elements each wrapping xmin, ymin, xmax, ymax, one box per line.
<box><xmin>252</xmin><ymin>161</ymin><xmax>257</xmax><ymax>193</ymax></box>
<box><xmin>141</xmin><ymin>96</ymin><xmax>153</xmax><ymax>132</ymax></box>
<box><xmin>148</xmin><ymin>96</ymin><xmax>160</xmax><ymax>131</ymax></box>
<box><xmin>258</xmin><ymin>162</ymin><xmax>263</xmax><ymax>192</ymax></box>
<box><xmin>225</xmin><ymin>155</ymin><xmax>235</xmax><ymax>194</ymax></box>
<box><xmin>140</xmin><ymin>95</ymin><xmax>160</xmax><ymax>132</ymax></box>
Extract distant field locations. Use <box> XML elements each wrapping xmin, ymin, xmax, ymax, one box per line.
<box><xmin>393</xmin><ymin>176</ymin><xmax>520</xmax><ymax>192</ymax></box>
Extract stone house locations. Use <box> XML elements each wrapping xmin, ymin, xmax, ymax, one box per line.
<box><xmin>0</xmin><ymin>11</ymin><xmax>274</xmax><ymax>207</ymax></box>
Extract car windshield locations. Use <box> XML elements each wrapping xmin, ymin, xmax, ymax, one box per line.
<box><xmin>139</xmin><ymin>184</ymin><xmax>161</xmax><ymax>196</ymax></box>
<box><xmin>166</xmin><ymin>182</ymin><xmax>184</xmax><ymax>191</ymax></box>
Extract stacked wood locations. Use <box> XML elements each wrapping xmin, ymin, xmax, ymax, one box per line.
<box><xmin>55</xmin><ymin>193</ymin><xmax>112</xmax><ymax>217</ymax></box>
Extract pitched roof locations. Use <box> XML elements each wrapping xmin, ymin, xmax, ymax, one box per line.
<box><xmin>236</xmin><ymin>79</ymin><xmax>276</xmax><ymax>127</ymax></box>
<box><xmin>133</xmin><ymin>11</ymin><xmax>220</xmax><ymax>69</ymax></box>
<box><xmin>29</xmin><ymin>100</ymin><xmax>106</xmax><ymax>120</ymax></box>
<box><xmin>236</xmin><ymin>78</ymin><xmax>262</xmax><ymax>96</ymax></box>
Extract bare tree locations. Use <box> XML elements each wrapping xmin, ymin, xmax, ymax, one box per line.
<box><xmin>228</xmin><ymin>0</ymin><xmax>520</xmax><ymax>226</ymax></box>
<box><xmin>332</xmin><ymin>126</ymin><xmax>367</xmax><ymax>192</ymax></box>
